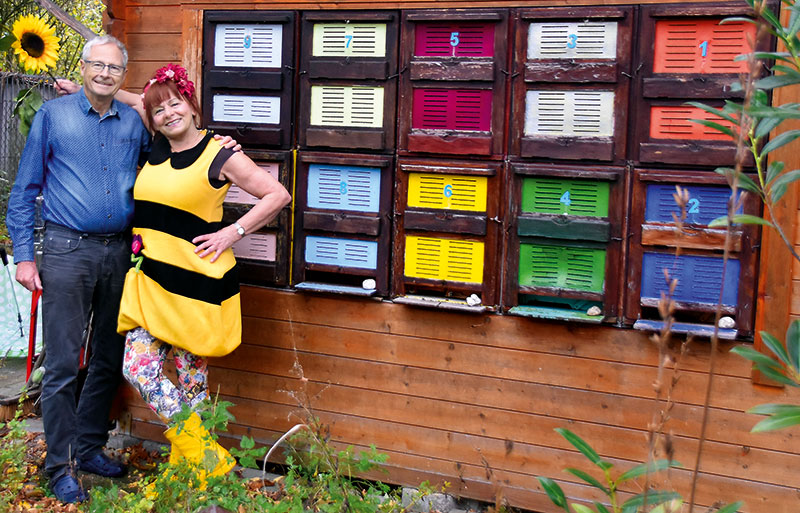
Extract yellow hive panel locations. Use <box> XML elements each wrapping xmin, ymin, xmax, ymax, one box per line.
<box><xmin>405</xmin><ymin>236</ymin><xmax>484</xmax><ymax>284</ymax></box>
<box><xmin>408</xmin><ymin>173</ymin><xmax>488</xmax><ymax>212</ymax></box>
<box><xmin>310</xmin><ymin>86</ymin><xmax>385</xmax><ymax>127</ymax></box>
<box><xmin>312</xmin><ymin>23</ymin><xmax>387</xmax><ymax>57</ymax></box>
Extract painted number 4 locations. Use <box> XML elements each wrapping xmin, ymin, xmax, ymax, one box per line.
<box><xmin>560</xmin><ymin>190</ymin><xmax>571</xmax><ymax>207</ymax></box>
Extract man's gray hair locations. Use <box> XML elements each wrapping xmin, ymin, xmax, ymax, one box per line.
<box><xmin>82</xmin><ymin>36</ymin><xmax>128</xmax><ymax>67</ymax></box>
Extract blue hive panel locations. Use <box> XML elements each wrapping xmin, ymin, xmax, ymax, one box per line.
<box><xmin>644</xmin><ymin>184</ymin><xmax>741</xmax><ymax>226</ymax></box>
<box><xmin>305</xmin><ymin>236</ymin><xmax>378</xmax><ymax>270</ymax></box>
<box><xmin>640</xmin><ymin>252</ymin><xmax>740</xmax><ymax>307</ymax></box>
<box><xmin>307</xmin><ymin>164</ymin><xmax>382</xmax><ymax>213</ymax></box>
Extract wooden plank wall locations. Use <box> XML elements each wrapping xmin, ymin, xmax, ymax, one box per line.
<box><xmin>112</xmin><ymin>1</ymin><xmax>800</xmax><ymax>512</ymax></box>
<box><xmin>123</xmin><ymin>289</ymin><xmax>800</xmax><ymax>513</ymax></box>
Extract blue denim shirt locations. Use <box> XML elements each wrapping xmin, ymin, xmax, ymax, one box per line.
<box><xmin>7</xmin><ymin>89</ymin><xmax>151</xmax><ymax>262</ymax></box>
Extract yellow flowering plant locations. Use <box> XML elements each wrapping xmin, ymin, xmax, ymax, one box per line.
<box><xmin>0</xmin><ymin>13</ymin><xmax>61</xmax><ymax>136</ymax></box>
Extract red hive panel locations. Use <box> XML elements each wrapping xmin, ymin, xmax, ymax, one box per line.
<box><xmin>653</xmin><ymin>18</ymin><xmax>755</xmax><ymax>74</ymax></box>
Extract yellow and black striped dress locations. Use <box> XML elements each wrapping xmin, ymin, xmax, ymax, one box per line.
<box><xmin>117</xmin><ymin>132</ymin><xmax>241</xmax><ymax>357</ymax></box>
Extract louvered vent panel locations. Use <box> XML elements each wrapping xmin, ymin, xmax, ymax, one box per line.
<box><xmin>650</xmin><ymin>106</ymin><xmax>735</xmax><ymax>140</ymax></box>
<box><xmin>653</xmin><ymin>19</ymin><xmax>755</xmax><ymax>74</ymax></box>
<box><xmin>312</xmin><ymin>23</ymin><xmax>387</xmax><ymax>57</ymax></box>
<box><xmin>641</xmin><ymin>252</ymin><xmax>740</xmax><ymax>306</ymax></box>
<box><xmin>519</xmin><ymin>243</ymin><xmax>606</xmax><ymax>293</ymax></box>
<box><xmin>527</xmin><ymin>22</ymin><xmax>617</xmax><ymax>60</ymax></box>
<box><xmin>411</xmin><ymin>89</ymin><xmax>492</xmax><ymax>131</ymax></box>
<box><xmin>305</xmin><ymin>236</ymin><xmax>378</xmax><ymax>270</ymax></box>
<box><xmin>405</xmin><ymin>236</ymin><xmax>484</xmax><ymax>283</ymax></box>
<box><xmin>214</xmin><ymin>24</ymin><xmax>283</xmax><ymax>68</ymax></box>
<box><xmin>521</xmin><ymin>178</ymin><xmax>609</xmax><ymax>217</ymax></box>
<box><xmin>524</xmin><ymin>91</ymin><xmax>615</xmax><ymax>137</ymax></box>
<box><xmin>407</xmin><ymin>173</ymin><xmax>488</xmax><ymax>212</ymax></box>
<box><xmin>415</xmin><ymin>22</ymin><xmax>494</xmax><ymax>57</ymax></box>
<box><xmin>307</xmin><ymin>164</ymin><xmax>382</xmax><ymax>213</ymax></box>
<box><xmin>212</xmin><ymin>95</ymin><xmax>281</xmax><ymax>124</ymax></box>
<box><xmin>645</xmin><ymin>184</ymin><xmax>738</xmax><ymax>225</ymax></box>
<box><xmin>310</xmin><ymin>86</ymin><xmax>384</xmax><ymax>127</ymax></box>
<box><xmin>231</xmin><ymin>232</ymin><xmax>277</xmax><ymax>261</ymax></box>
<box><xmin>225</xmin><ymin>164</ymin><xmax>280</xmax><ymax>205</ymax></box>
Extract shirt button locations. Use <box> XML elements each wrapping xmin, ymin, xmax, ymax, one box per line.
<box><xmin>103</xmin><ymin>166</ymin><xmax>108</xmax><ymax>170</ymax></box>
<box><xmin>106</xmin><ymin>190</ymin><xmax>110</xmax><ymax>194</ymax></box>
<box><xmin>107</xmin><ymin>214</ymin><xmax>112</xmax><ymax>219</ymax></box>
<box><xmin>100</xmin><ymin>143</ymin><xmax>105</xmax><ymax>147</ymax></box>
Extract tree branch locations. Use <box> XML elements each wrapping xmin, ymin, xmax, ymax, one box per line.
<box><xmin>33</xmin><ymin>0</ymin><xmax>97</xmax><ymax>41</ymax></box>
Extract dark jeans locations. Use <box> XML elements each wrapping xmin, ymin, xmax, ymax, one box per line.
<box><xmin>39</xmin><ymin>223</ymin><xmax>129</xmax><ymax>479</ymax></box>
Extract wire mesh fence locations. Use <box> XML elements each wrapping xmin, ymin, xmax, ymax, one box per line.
<box><xmin>0</xmin><ymin>72</ymin><xmax>57</xmax><ymax>224</ymax></box>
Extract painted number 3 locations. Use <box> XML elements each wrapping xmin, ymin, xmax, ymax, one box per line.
<box><xmin>243</xmin><ymin>35</ymin><xmax>252</xmax><ymax>49</ymax></box>
<box><xmin>566</xmin><ymin>34</ymin><xmax>578</xmax><ymax>49</ymax></box>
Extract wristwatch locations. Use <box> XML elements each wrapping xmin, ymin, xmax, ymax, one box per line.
<box><xmin>233</xmin><ymin>221</ymin><xmax>246</xmax><ymax>237</ymax></box>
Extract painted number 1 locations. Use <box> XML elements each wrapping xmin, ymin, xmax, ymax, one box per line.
<box><xmin>345</xmin><ymin>35</ymin><xmax>353</xmax><ymax>48</ymax></box>
<box><xmin>450</xmin><ymin>32</ymin><xmax>460</xmax><ymax>47</ymax></box>
<box><xmin>566</xmin><ymin>34</ymin><xmax>578</xmax><ymax>49</ymax></box>
<box><xmin>560</xmin><ymin>191</ymin><xmax>571</xmax><ymax>207</ymax></box>
<box><xmin>243</xmin><ymin>35</ymin><xmax>252</xmax><ymax>49</ymax></box>
<box><xmin>699</xmin><ymin>40</ymin><xmax>709</xmax><ymax>57</ymax></box>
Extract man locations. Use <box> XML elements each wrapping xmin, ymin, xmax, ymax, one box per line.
<box><xmin>7</xmin><ymin>35</ymin><xmax>149</xmax><ymax>503</ymax></box>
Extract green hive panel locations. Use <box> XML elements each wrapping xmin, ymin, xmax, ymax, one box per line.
<box><xmin>519</xmin><ymin>243</ymin><xmax>606</xmax><ymax>293</ymax></box>
<box><xmin>521</xmin><ymin>177</ymin><xmax>609</xmax><ymax>217</ymax></box>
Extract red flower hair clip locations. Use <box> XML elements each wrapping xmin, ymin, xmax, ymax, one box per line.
<box><xmin>142</xmin><ymin>63</ymin><xmax>195</xmax><ymax>99</ymax></box>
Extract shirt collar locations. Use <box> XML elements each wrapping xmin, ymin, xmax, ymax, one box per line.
<box><xmin>78</xmin><ymin>88</ymin><xmax>119</xmax><ymax>118</ymax></box>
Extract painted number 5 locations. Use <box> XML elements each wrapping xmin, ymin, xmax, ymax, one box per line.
<box><xmin>450</xmin><ymin>32</ymin><xmax>460</xmax><ymax>47</ymax></box>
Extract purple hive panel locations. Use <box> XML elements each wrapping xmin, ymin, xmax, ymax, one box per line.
<box><xmin>411</xmin><ymin>88</ymin><xmax>492</xmax><ymax>131</ymax></box>
<box><xmin>415</xmin><ymin>21</ymin><xmax>494</xmax><ymax>58</ymax></box>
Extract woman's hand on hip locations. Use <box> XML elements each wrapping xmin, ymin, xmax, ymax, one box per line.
<box><xmin>192</xmin><ymin>225</ymin><xmax>241</xmax><ymax>263</ymax></box>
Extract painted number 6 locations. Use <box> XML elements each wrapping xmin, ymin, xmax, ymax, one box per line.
<box><xmin>443</xmin><ymin>184</ymin><xmax>453</xmax><ymax>198</ymax></box>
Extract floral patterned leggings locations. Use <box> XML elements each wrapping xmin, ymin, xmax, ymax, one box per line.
<box><xmin>122</xmin><ymin>327</ymin><xmax>208</xmax><ymax>421</ymax></box>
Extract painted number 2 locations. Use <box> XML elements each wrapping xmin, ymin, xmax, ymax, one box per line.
<box><xmin>450</xmin><ymin>32</ymin><xmax>460</xmax><ymax>47</ymax></box>
<box><xmin>687</xmin><ymin>198</ymin><xmax>700</xmax><ymax>214</ymax></box>
<box><xmin>699</xmin><ymin>40</ymin><xmax>709</xmax><ymax>58</ymax></box>
<box><xmin>566</xmin><ymin>34</ymin><xmax>578</xmax><ymax>49</ymax></box>
<box><xmin>560</xmin><ymin>191</ymin><xmax>571</xmax><ymax>207</ymax></box>
<box><xmin>443</xmin><ymin>184</ymin><xmax>453</xmax><ymax>198</ymax></box>
<box><xmin>243</xmin><ymin>35</ymin><xmax>252</xmax><ymax>49</ymax></box>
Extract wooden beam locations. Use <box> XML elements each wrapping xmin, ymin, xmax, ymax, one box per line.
<box><xmin>33</xmin><ymin>0</ymin><xmax>98</xmax><ymax>41</ymax></box>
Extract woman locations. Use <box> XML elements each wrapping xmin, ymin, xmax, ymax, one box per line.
<box><xmin>116</xmin><ymin>64</ymin><xmax>290</xmax><ymax>482</ymax></box>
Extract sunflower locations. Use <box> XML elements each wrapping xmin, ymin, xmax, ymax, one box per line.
<box><xmin>11</xmin><ymin>15</ymin><xmax>61</xmax><ymax>74</ymax></box>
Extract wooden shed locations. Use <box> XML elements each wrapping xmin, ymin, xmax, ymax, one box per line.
<box><xmin>108</xmin><ymin>0</ymin><xmax>800</xmax><ymax>511</ymax></box>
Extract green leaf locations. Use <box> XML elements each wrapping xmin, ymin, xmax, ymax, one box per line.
<box><xmin>708</xmin><ymin>214</ymin><xmax>774</xmax><ymax>228</ymax></box>
<box><xmin>570</xmin><ymin>505</ymin><xmax>594</xmax><ymax>513</ymax></box>
<box><xmin>731</xmin><ymin>345</ymin><xmax>782</xmax><ymax>369</ymax></box>
<box><xmin>761</xmin><ymin>330</ymin><xmax>793</xmax><ymax>367</ymax></box>
<box><xmin>748</xmin><ymin>403</ymin><xmax>800</xmax><ymax>415</ymax></box>
<box><xmin>593</xmin><ymin>502</ymin><xmax>611</xmax><ymax>513</ymax></box>
<box><xmin>754</xmin><ymin>114</ymin><xmax>787</xmax><ymax>139</ymax></box>
<box><xmin>762</xmin><ymin>129</ymin><xmax>800</xmax><ymax>154</ymax></box>
<box><xmin>766</xmin><ymin>162</ymin><xmax>785</xmax><ymax>185</ymax></box>
<box><xmin>0</xmin><ymin>32</ymin><xmax>17</xmax><ymax>52</ymax></box>
<box><xmin>755</xmin><ymin>365</ymin><xmax>798</xmax><ymax>387</ymax></box>
<box><xmin>787</xmin><ymin>320</ymin><xmax>800</xmax><ymax>371</ymax></box>
<box><xmin>618</xmin><ymin>459</ymin><xmax>680</xmax><ymax>482</ymax></box>
<box><xmin>770</xmin><ymin>169</ymin><xmax>800</xmax><ymax>203</ymax></box>
<box><xmin>621</xmin><ymin>490</ymin><xmax>682</xmax><ymax>512</ymax></box>
<box><xmin>755</xmin><ymin>73</ymin><xmax>800</xmax><ymax>90</ymax></box>
<box><xmin>537</xmin><ymin>477</ymin><xmax>569</xmax><ymax>511</ymax></box>
<box><xmin>719</xmin><ymin>16</ymin><xmax>759</xmax><ymax>26</ymax></box>
<box><xmin>685</xmin><ymin>101</ymin><xmax>738</xmax><ymax>124</ymax></box>
<box><xmin>564</xmin><ymin>468</ymin><xmax>610</xmax><ymax>495</ymax></box>
<box><xmin>748</xmin><ymin>105</ymin><xmax>800</xmax><ymax>120</ymax></box>
<box><xmin>688</xmin><ymin>119</ymin><xmax>737</xmax><ymax>139</ymax></box>
<box><xmin>750</xmin><ymin>411</ymin><xmax>800</xmax><ymax>432</ymax></box>
<box><xmin>715</xmin><ymin>501</ymin><xmax>745</xmax><ymax>513</ymax></box>
<box><xmin>556</xmin><ymin>428</ymin><xmax>609</xmax><ymax>470</ymax></box>
<box><xmin>240</xmin><ymin>435</ymin><xmax>255</xmax><ymax>449</ymax></box>
<box><xmin>734</xmin><ymin>51</ymin><xmax>794</xmax><ymax>64</ymax></box>
<box><xmin>759</xmin><ymin>4</ymin><xmax>784</xmax><ymax>33</ymax></box>
<box><xmin>713</xmin><ymin>168</ymin><xmax>761</xmax><ymax>194</ymax></box>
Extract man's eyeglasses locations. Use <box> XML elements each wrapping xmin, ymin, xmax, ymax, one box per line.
<box><xmin>84</xmin><ymin>60</ymin><xmax>126</xmax><ymax>76</ymax></box>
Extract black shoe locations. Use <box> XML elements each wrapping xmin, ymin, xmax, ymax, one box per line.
<box><xmin>78</xmin><ymin>452</ymin><xmax>127</xmax><ymax>478</ymax></box>
<box><xmin>50</xmin><ymin>473</ymin><xmax>88</xmax><ymax>503</ymax></box>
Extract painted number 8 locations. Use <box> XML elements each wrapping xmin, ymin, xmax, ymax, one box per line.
<box><xmin>243</xmin><ymin>35</ymin><xmax>252</xmax><ymax>49</ymax></box>
<box><xmin>340</xmin><ymin>181</ymin><xmax>348</xmax><ymax>195</ymax></box>
<box><xmin>443</xmin><ymin>184</ymin><xmax>453</xmax><ymax>198</ymax></box>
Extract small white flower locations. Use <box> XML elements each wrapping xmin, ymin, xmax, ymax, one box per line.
<box><xmin>164</xmin><ymin>69</ymin><xmax>175</xmax><ymax>78</ymax></box>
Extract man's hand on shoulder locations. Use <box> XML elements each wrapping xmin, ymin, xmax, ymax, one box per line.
<box><xmin>55</xmin><ymin>79</ymin><xmax>80</xmax><ymax>96</ymax></box>
<box><xmin>15</xmin><ymin>261</ymin><xmax>42</xmax><ymax>292</ymax></box>
<box><xmin>213</xmin><ymin>134</ymin><xmax>242</xmax><ymax>152</ymax></box>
